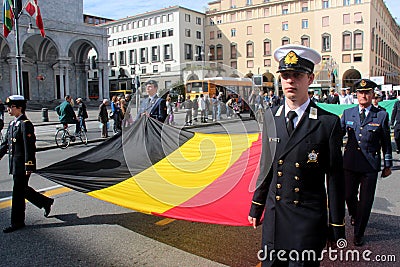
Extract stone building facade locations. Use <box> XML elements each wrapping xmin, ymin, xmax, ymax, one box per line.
<box><xmin>0</xmin><ymin>0</ymin><xmax>109</xmax><ymax>102</ymax></box>
<box><xmin>205</xmin><ymin>0</ymin><xmax>400</xmax><ymax>93</ymax></box>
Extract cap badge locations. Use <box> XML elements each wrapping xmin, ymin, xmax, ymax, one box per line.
<box><xmin>307</xmin><ymin>150</ymin><xmax>318</xmax><ymax>163</ymax></box>
<box><xmin>284</xmin><ymin>51</ymin><xmax>299</xmax><ymax>65</ymax></box>
<box><xmin>360</xmin><ymin>80</ymin><xmax>367</xmax><ymax>87</ymax></box>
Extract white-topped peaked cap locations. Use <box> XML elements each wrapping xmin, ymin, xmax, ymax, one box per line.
<box><xmin>273</xmin><ymin>44</ymin><xmax>321</xmax><ymax>73</ymax></box>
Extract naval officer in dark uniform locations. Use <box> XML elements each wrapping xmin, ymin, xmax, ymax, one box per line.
<box><xmin>0</xmin><ymin>95</ymin><xmax>54</xmax><ymax>233</ymax></box>
<box><xmin>341</xmin><ymin>79</ymin><xmax>392</xmax><ymax>246</ymax></box>
<box><xmin>248</xmin><ymin>45</ymin><xmax>345</xmax><ymax>266</ymax></box>
<box><xmin>136</xmin><ymin>80</ymin><xmax>167</xmax><ymax>123</ymax></box>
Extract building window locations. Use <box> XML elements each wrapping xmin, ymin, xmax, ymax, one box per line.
<box><xmin>209</xmin><ymin>46</ymin><xmax>215</xmax><ymax>61</ymax></box>
<box><xmin>210</xmin><ymin>19</ymin><xmax>215</xmax><ymax>26</ymax></box>
<box><xmin>165</xmin><ymin>81</ymin><xmax>172</xmax><ymax>90</ymax></box>
<box><xmin>301</xmin><ymin>36</ymin><xmax>310</xmax><ymax>47</ymax></box>
<box><xmin>110</xmin><ymin>69</ymin><xmax>116</xmax><ymax>76</ymax></box>
<box><xmin>185</xmin><ymin>29</ymin><xmax>191</xmax><ymax>37</ymax></box>
<box><xmin>140</xmin><ymin>48</ymin><xmax>147</xmax><ymax>63</ymax></box>
<box><xmin>168</xmin><ymin>29</ymin><xmax>173</xmax><ymax>36</ymax></box>
<box><xmin>164</xmin><ymin>44</ymin><xmax>172</xmax><ymax>60</ymax></box>
<box><xmin>141</xmin><ymin>67</ymin><xmax>146</xmax><ymax>74</ymax></box>
<box><xmin>185</xmin><ymin>14</ymin><xmax>191</xmax><ymax>22</ymax></box>
<box><xmin>264</xmin><ymin>59</ymin><xmax>271</xmax><ymax>67</ymax></box>
<box><xmin>343</xmin><ymin>0</ymin><xmax>350</xmax><ymax>6</ymax></box>
<box><xmin>342</xmin><ymin>54</ymin><xmax>351</xmax><ymax>63</ymax></box>
<box><xmin>343</xmin><ymin>32</ymin><xmax>352</xmax><ymax>50</ymax></box>
<box><xmin>264</xmin><ymin>24</ymin><xmax>270</xmax><ymax>33</ymax></box>
<box><xmin>263</xmin><ymin>39</ymin><xmax>271</xmax><ymax>56</ymax></box>
<box><xmin>247</xmin><ymin>11</ymin><xmax>252</xmax><ymax>19</ymax></box>
<box><xmin>353</xmin><ymin>54</ymin><xmax>362</xmax><ymax>62</ymax></box>
<box><xmin>231</xmin><ymin>61</ymin><xmax>237</xmax><ymax>69</ymax></box>
<box><xmin>322</xmin><ymin>16</ymin><xmax>329</xmax><ymax>27</ymax></box>
<box><xmin>151</xmin><ymin>46</ymin><xmax>159</xmax><ymax>62</ymax></box>
<box><xmin>217</xmin><ymin>16</ymin><xmax>222</xmax><ymax>24</ymax></box>
<box><xmin>247</xmin><ymin>60</ymin><xmax>254</xmax><ymax>68</ymax></box>
<box><xmin>343</xmin><ymin>13</ymin><xmax>350</xmax><ymax>24</ymax></box>
<box><xmin>302</xmin><ymin>19</ymin><xmax>308</xmax><ymax>29</ymax></box>
<box><xmin>322</xmin><ymin>0</ymin><xmax>329</xmax><ymax>9</ymax></box>
<box><xmin>210</xmin><ymin>31</ymin><xmax>215</xmax><ymax>39</ymax></box>
<box><xmin>246</xmin><ymin>0</ymin><xmax>252</xmax><ymax>5</ymax></box>
<box><xmin>196</xmin><ymin>17</ymin><xmax>202</xmax><ymax>25</ymax></box>
<box><xmin>185</xmin><ymin>44</ymin><xmax>193</xmax><ymax>60</ymax></box>
<box><xmin>153</xmin><ymin>65</ymin><xmax>158</xmax><ymax>73</ymax></box>
<box><xmin>217</xmin><ymin>30</ymin><xmax>222</xmax><ymax>38</ymax></box>
<box><xmin>231</xmin><ymin>28</ymin><xmax>236</xmax><ymax>37</ymax></box>
<box><xmin>230</xmin><ymin>13</ymin><xmax>236</xmax><ymax>22</ymax></box>
<box><xmin>322</xmin><ymin>34</ymin><xmax>331</xmax><ymax>52</ymax></box>
<box><xmin>282</xmin><ymin>22</ymin><xmax>288</xmax><ymax>31</ymax></box>
<box><xmin>354</xmin><ymin>12</ymin><xmax>363</xmax><ymax>23</ymax></box>
<box><xmin>282</xmin><ymin>37</ymin><xmax>290</xmax><ymax>45</ymax></box>
<box><xmin>165</xmin><ymin>64</ymin><xmax>171</xmax><ymax>72</ymax></box>
<box><xmin>155</xmin><ymin>32</ymin><xmax>160</xmax><ymax>38</ymax></box>
<box><xmin>282</xmin><ymin>5</ymin><xmax>288</xmax><ymax>15</ymax></box>
<box><xmin>119</xmin><ymin>51</ymin><xmax>126</xmax><ymax>65</ymax></box>
<box><xmin>355</xmin><ymin>0</ymin><xmax>362</xmax><ymax>4</ymax></box>
<box><xmin>144</xmin><ymin>33</ymin><xmax>149</xmax><ymax>41</ymax></box>
<box><xmin>354</xmin><ymin>31</ymin><xmax>363</xmax><ymax>49</ymax></box>
<box><xmin>246</xmin><ymin>42</ymin><xmax>254</xmax><ymax>58</ymax></box>
<box><xmin>216</xmin><ymin>45</ymin><xmax>223</xmax><ymax>60</ymax></box>
<box><xmin>302</xmin><ymin>2</ymin><xmax>308</xmax><ymax>12</ymax></box>
<box><xmin>247</xmin><ymin>26</ymin><xmax>252</xmax><ymax>35</ymax></box>
<box><xmin>162</xmin><ymin>30</ymin><xmax>167</xmax><ymax>37</ymax></box>
<box><xmin>196</xmin><ymin>31</ymin><xmax>201</xmax><ymax>39</ymax></box>
<box><xmin>231</xmin><ymin>43</ymin><xmax>237</xmax><ymax>59</ymax></box>
<box><xmin>264</xmin><ymin>8</ymin><xmax>270</xmax><ymax>17</ymax></box>
<box><xmin>129</xmin><ymin>49</ymin><xmax>136</xmax><ymax>64</ymax></box>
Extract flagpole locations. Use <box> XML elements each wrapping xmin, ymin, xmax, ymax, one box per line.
<box><xmin>13</xmin><ymin>0</ymin><xmax>23</xmax><ymax>96</ymax></box>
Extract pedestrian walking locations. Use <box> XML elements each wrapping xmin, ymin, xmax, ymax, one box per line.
<box><xmin>341</xmin><ymin>79</ymin><xmax>392</xmax><ymax>246</ymax></box>
<box><xmin>136</xmin><ymin>80</ymin><xmax>167</xmax><ymax>122</ymax></box>
<box><xmin>248</xmin><ymin>44</ymin><xmax>345</xmax><ymax>266</ymax></box>
<box><xmin>0</xmin><ymin>95</ymin><xmax>54</xmax><ymax>233</ymax></box>
<box><xmin>182</xmin><ymin>95</ymin><xmax>193</xmax><ymax>125</ymax></box>
<box><xmin>98</xmin><ymin>99</ymin><xmax>109</xmax><ymax>138</ymax></box>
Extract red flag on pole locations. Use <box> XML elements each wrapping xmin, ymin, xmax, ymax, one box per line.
<box><xmin>25</xmin><ymin>0</ymin><xmax>45</xmax><ymax>37</ymax></box>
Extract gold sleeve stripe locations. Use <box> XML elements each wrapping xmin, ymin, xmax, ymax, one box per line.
<box><xmin>252</xmin><ymin>201</ymin><xmax>264</xmax><ymax>206</ymax></box>
<box><xmin>330</xmin><ymin>222</ymin><xmax>345</xmax><ymax>227</ymax></box>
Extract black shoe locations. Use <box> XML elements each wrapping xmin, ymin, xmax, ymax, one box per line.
<box><xmin>354</xmin><ymin>236</ymin><xmax>364</xmax><ymax>246</ymax></box>
<box><xmin>44</xmin><ymin>198</ymin><xmax>54</xmax><ymax>218</ymax></box>
<box><xmin>351</xmin><ymin>216</ymin><xmax>355</xmax><ymax>226</ymax></box>
<box><xmin>3</xmin><ymin>223</ymin><xmax>25</xmax><ymax>233</ymax></box>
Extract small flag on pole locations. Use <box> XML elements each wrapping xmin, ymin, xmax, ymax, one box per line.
<box><xmin>3</xmin><ymin>0</ymin><xmax>14</xmax><ymax>38</ymax></box>
<box><xmin>25</xmin><ymin>0</ymin><xmax>45</xmax><ymax>37</ymax></box>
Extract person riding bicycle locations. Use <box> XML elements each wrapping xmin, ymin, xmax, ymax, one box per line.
<box><xmin>55</xmin><ymin>95</ymin><xmax>80</xmax><ymax>135</ymax></box>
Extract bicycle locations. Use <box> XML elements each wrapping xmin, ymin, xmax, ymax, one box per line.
<box><xmin>55</xmin><ymin>124</ymin><xmax>88</xmax><ymax>149</ymax></box>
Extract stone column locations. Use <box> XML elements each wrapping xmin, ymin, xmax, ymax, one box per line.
<box><xmin>97</xmin><ymin>61</ymin><xmax>109</xmax><ymax>100</ymax></box>
<box><xmin>8</xmin><ymin>58</ymin><xmax>18</xmax><ymax>95</ymax></box>
<box><xmin>59</xmin><ymin>65</ymin><xmax>65</xmax><ymax>99</ymax></box>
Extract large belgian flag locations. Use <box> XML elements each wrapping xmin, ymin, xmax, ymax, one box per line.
<box><xmin>37</xmin><ymin>116</ymin><xmax>262</xmax><ymax>226</ymax></box>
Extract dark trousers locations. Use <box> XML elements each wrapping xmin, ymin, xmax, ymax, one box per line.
<box><xmin>11</xmin><ymin>174</ymin><xmax>53</xmax><ymax>225</ymax></box>
<box><xmin>344</xmin><ymin>169</ymin><xmax>378</xmax><ymax>238</ymax></box>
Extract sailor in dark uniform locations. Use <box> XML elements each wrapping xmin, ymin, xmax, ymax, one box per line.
<box><xmin>341</xmin><ymin>79</ymin><xmax>392</xmax><ymax>246</ymax></box>
<box><xmin>0</xmin><ymin>95</ymin><xmax>54</xmax><ymax>233</ymax></box>
<box><xmin>137</xmin><ymin>80</ymin><xmax>167</xmax><ymax>122</ymax></box>
<box><xmin>248</xmin><ymin>45</ymin><xmax>345</xmax><ymax>266</ymax></box>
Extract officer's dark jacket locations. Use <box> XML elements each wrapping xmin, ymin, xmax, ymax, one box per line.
<box><xmin>249</xmin><ymin>101</ymin><xmax>345</xmax><ymax>253</ymax></box>
<box><xmin>137</xmin><ymin>95</ymin><xmax>167</xmax><ymax>122</ymax></box>
<box><xmin>341</xmin><ymin>105</ymin><xmax>392</xmax><ymax>172</ymax></box>
<box><xmin>0</xmin><ymin>114</ymin><xmax>36</xmax><ymax>175</ymax></box>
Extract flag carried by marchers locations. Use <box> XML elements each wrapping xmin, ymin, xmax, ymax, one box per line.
<box><xmin>25</xmin><ymin>0</ymin><xmax>45</xmax><ymax>37</ymax></box>
<box><xmin>3</xmin><ymin>0</ymin><xmax>14</xmax><ymax>37</ymax></box>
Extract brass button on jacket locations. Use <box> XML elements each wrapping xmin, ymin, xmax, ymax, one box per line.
<box><xmin>293</xmin><ymin>200</ymin><xmax>299</xmax><ymax>205</ymax></box>
<box><xmin>276</xmin><ymin>196</ymin><xmax>281</xmax><ymax>201</ymax></box>
<box><xmin>278</xmin><ymin>160</ymin><xmax>283</xmax><ymax>165</ymax></box>
<box><xmin>276</xmin><ymin>184</ymin><xmax>282</xmax><ymax>189</ymax></box>
<box><xmin>294</xmin><ymin>176</ymin><xmax>300</xmax><ymax>181</ymax></box>
<box><xmin>277</xmin><ymin>171</ymin><xmax>283</xmax><ymax>177</ymax></box>
<box><xmin>294</xmin><ymin>188</ymin><xmax>300</xmax><ymax>193</ymax></box>
<box><xmin>295</xmin><ymin>163</ymin><xmax>300</xmax><ymax>168</ymax></box>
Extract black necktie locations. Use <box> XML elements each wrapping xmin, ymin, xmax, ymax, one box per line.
<box><xmin>287</xmin><ymin>110</ymin><xmax>298</xmax><ymax>135</ymax></box>
<box><xmin>360</xmin><ymin>108</ymin><xmax>366</xmax><ymax>123</ymax></box>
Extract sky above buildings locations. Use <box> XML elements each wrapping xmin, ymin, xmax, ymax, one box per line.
<box><xmin>83</xmin><ymin>0</ymin><xmax>399</xmax><ymax>23</ymax></box>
